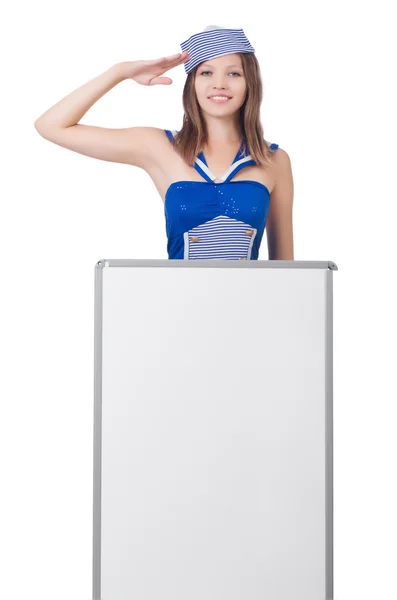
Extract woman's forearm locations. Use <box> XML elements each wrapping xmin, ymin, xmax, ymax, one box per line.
<box><xmin>34</xmin><ymin>63</ymin><xmax>126</xmax><ymax>131</ymax></box>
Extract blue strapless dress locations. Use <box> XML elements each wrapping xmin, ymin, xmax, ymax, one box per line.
<box><xmin>163</xmin><ymin>129</ymin><xmax>279</xmax><ymax>260</ymax></box>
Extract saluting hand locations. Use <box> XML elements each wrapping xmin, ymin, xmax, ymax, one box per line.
<box><xmin>119</xmin><ymin>51</ymin><xmax>190</xmax><ymax>86</ymax></box>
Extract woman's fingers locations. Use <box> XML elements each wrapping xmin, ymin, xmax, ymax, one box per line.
<box><xmin>159</xmin><ymin>51</ymin><xmax>190</xmax><ymax>67</ymax></box>
<box><xmin>168</xmin><ymin>51</ymin><xmax>189</xmax><ymax>60</ymax></box>
<box><xmin>150</xmin><ymin>76</ymin><xmax>173</xmax><ymax>85</ymax></box>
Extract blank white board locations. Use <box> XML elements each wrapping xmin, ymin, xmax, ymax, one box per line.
<box><xmin>93</xmin><ymin>259</ymin><xmax>336</xmax><ymax>600</ymax></box>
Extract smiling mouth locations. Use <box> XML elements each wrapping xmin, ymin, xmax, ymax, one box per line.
<box><xmin>208</xmin><ymin>96</ymin><xmax>232</xmax><ymax>102</ymax></box>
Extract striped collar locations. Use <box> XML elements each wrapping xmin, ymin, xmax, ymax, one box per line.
<box><xmin>170</xmin><ymin>130</ymin><xmax>256</xmax><ymax>184</ymax></box>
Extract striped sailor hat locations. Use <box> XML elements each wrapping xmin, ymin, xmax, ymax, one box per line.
<box><xmin>180</xmin><ymin>25</ymin><xmax>255</xmax><ymax>75</ymax></box>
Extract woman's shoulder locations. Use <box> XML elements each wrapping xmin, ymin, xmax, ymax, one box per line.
<box><xmin>163</xmin><ymin>129</ymin><xmax>178</xmax><ymax>144</ymax></box>
<box><xmin>164</xmin><ymin>129</ymin><xmax>181</xmax><ymax>144</ymax></box>
<box><xmin>264</xmin><ymin>139</ymin><xmax>280</xmax><ymax>153</ymax></box>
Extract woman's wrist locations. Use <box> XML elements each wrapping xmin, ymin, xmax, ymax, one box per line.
<box><xmin>109</xmin><ymin>62</ymin><xmax>128</xmax><ymax>83</ymax></box>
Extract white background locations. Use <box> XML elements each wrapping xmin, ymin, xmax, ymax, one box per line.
<box><xmin>1</xmin><ymin>1</ymin><xmax>396</xmax><ymax>599</ymax></box>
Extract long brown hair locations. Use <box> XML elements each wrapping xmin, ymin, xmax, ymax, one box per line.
<box><xmin>172</xmin><ymin>52</ymin><xmax>276</xmax><ymax>169</ymax></box>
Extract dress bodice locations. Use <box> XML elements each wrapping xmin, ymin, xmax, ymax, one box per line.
<box><xmin>163</xmin><ymin>129</ymin><xmax>279</xmax><ymax>260</ymax></box>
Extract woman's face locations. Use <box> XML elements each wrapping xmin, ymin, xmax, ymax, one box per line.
<box><xmin>194</xmin><ymin>53</ymin><xmax>247</xmax><ymax>115</ymax></box>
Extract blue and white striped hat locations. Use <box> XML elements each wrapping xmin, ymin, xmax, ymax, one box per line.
<box><xmin>180</xmin><ymin>25</ymin><xmax>255</xmax><ymax>75</ymax></box>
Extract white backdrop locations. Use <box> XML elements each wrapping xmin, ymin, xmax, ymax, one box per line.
<box><xmin>1</xmin><ymin>1</ymin><xmax>396</xmax><ymax>599</ymax></box>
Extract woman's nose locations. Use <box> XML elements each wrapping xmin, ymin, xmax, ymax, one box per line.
<box><xmin>213</xmin><ymin>81</ymin><xmax>228</xmax><ymax>90</ymax></box>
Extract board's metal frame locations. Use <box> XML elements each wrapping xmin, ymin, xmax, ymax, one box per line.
<box><xmin>92</xmin><ymin>259</ymin><xmax>338</xmax><ymax>600</ymax></box>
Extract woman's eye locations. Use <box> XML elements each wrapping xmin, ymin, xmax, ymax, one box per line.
<box><xmin>200</xmin><ymin>71</ymin><xmax>241</xmax><ymax>76</ymax></box>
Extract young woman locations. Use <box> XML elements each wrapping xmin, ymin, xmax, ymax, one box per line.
<box><xmin>34</xmin><ymin>25</ymin><xmax>294</xmax><ymax>261</ymax></box>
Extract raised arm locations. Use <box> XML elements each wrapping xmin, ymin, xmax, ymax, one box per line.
<box><xmin>34</xmin><ymin>53</ymin><xmax>189</xmax><ymax>169</ymax></box>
